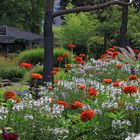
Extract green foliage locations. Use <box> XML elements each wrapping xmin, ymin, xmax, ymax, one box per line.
<box><xmin>0</xmin><ymin>0</ymin><xmax>45</xmax><ymax>33</ymax></box>
<box><xmin>23</xmin><ymin>64</ymin><xmax>43</xmax><ymax>82</ymax></box>
<box><xmin>18</xmin><ymin>48</ymin><xmax>44</xmax><ymax>65</ymax></box>
<box><xmin>18</xmin><ymin>47</ymin><xmax>74</xmax><ymax>66</ymax></box>
<box><xmin>127</xmin><ymin>7</ymin><xmax>140</xmax><ymax>45</ymax></box>
<box><xmin>60</xmin><ymin>12</ymin><xmax>99</xmax><ymax>49</ymax></box>
<box><xmin>53</xmin><ymin>47</ymin><xmax>74</xmax><ymax>66</ymax></box>
<box><xmin>0</xmin><ymin>57</ymin><xmax>25</xmax><ymax>80</ymax></box>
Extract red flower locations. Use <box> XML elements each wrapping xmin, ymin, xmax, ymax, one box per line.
<box><xmin>108</xmin><ymin>48</ymin><xmax>114</xmax><ymax>51</ymax></box>
<box><xmin>65</xmin><ymin>64</ymin><xmax>71</xmax><ymax>70</ymax></box>
<box><xmin>113</xmin><ymin>82</ymin><xmax>120</xmax><ymax>87</ymax></box>
<box><xmin>54</xmin><ymin>80</ymin><xmax>59</xmax><ymax>83</ymax></box>
<box><xmin>129</xmin><ymin>74</ymin><xmax>138</xmax><ymax>81</ymax></box>
<box><xmin>4</xmin><ymin>91</ymin><xmax>17</xmax><ymax>101</ymax></box>
<box><xmin>123</xmin><ymin>85</ymin><xmax>138</xmax><ymax>94</ymax></box>
<box><xmin>112</xmin><ymin>51</ymin><xmax>119</xmax><ymax>59</ymax></box>
<box><xmin>68</xmin><ymin>44</ymin><xmax>76</xmax><ymax>48</ymax></box>
<box><xmin>48</xmin><ymin>86</ymin><xmax>54</xmax><ymax>91</ymax></box>
<box><xmin>53</xmin><ymin>67</ymin><xmax>60</xmax><ymax>71</ymax></box>
<box><xmin>31</xmin><ymin>73</ymin><xmax>43</xmax><ymax>79</ymax></box>
<box><xmin>103</xmin><ymin>79</ymin><xmax>112</xmax><ymax>83</ymax></box>
<box><xmin>63</xmin><ymin>53</ymin><xmax>69</xmax><ymax>57</ymax></box>
<box><xmin>112</xmin><ymin>45</ymin><xmax>119</xmax><ymax>49</ymax></box>
<box><xmin>100</xmin><ymin>54</ymin><xmax>109</xmax><ymax>59</ymax></box>
<box><xmin>78</xmin><ymin>84</ymin><xmax>86</xmax><ymax>89</ymax></box>
<box><xmin>75</xmin><ymin>56</ymin><xmax>82</xmax><ymax>63</ymax></box>
<box><xmin>57</xmin><ymin>56</ymin><xmax>63</xmax><ymax>62</ymax></box>
<box><xmin>106</xmin><ymin>50</ymin><xmax>113</xmax><ymax>55</ymax></box>
<box><xmin>116</xmin><ymin>64</ymin><xmax>122</xmax><ymax>69</ymax></box>
<box><xmin>133</xmin><ymin>48</ymin><xmax>139</xmax><ymax>53</ymax></box>
<box><xmin>51</xmin><ymin>71</ymin><xmax>58</xmax><ymax>75</ymax></box>
<box><xmin>71</xmin><ymin>101</ymin><xmax>85</xmax><ymax>109</ymax></box>
<box><xmin>79</xmin><ymin>54</ymin><xmax>86</xmax><ymax>57</ymax></box>
<box><xmin>2</xmin><ymin>129</ymin><xmax>19</xmax><ymax>140</ymax></box>
<box><xmin>80</xmin><ymin>110</ymin><xmax>95</xmax><ymax>122</ymax></box>
<box><xmin>20</xmin><ymin>62</ymin><xmax>33</xmax><ymax>69</ymax></box>
<box><xmin>137</xmin><ymin>53</ymin><xmax>140</xmax><ymax>60</ymax></box>
<box><xmin>87</xmin><ymin>88</ymin><xmax>97</xmax><ymax>97</ymax></box>
<box><xmin>80</xmin><ymin>61</ymin><xmax>86</xmax><ymax>65</ymax></box>
<box><xmin>57</xmin><ymin>100</ymin><xmax>68</xmax><ymax>108</ymax></box>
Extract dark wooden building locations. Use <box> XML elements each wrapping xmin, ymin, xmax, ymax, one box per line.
<box><xmin>0</xmin><ymin>25</ymin><xmax>43</xmax><ymax>54</ymax></box>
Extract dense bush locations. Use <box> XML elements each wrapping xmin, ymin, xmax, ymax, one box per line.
<box><xmin>60</xmin><ymin>12</ymin><xmax>98</xmax><ymax>53</ymax></box>
<box><xmin>18</xmin><ymin>47</ymin><xmax>74</xmax><ymax>66</ymax></box>
<box><xmin>18</xmin><ymin>47</ymin><xmax>43</xmax><ymax>65</ymax></box>
<box><xmin>0</xmin><ymin>57</ymin><xmax>25</xmax><ymax>80</ymax></box>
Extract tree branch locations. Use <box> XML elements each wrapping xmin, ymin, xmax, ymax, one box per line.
<box><xmin>52</xmin><ymin>0</ymin><xmax>136</xmax><ymax>17</ymax></box>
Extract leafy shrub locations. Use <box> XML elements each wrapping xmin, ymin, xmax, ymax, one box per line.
<box><xmin>18</xmin><ymin>47</ymin><xmax>43</xmax><ymax>65</ymax></box>
<box><xmin>60</xmin><ymin>12</ymin><xmax>98</xmax><ymax>53</ymax></box>
<box><xmin>0</xmin><ymin>57</ymin><xmax>25</xmax><ymax>80</ymax></box>
<box><xmin>18</xmin><ymin>47</ymin><xmax>74</xmax><ymax>67</ymax></box>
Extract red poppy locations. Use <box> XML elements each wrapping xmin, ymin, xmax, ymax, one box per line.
<box><xmin>129</xmin><ymin>74</ymin><xmax>138</xmax><ymax>81</ymax></box>
<box><xmin>57</xmin><ymin>100</ymin><xmax>68</xmax><ymax>108</ymax></box>
<box><xmin>31</xmin><ymin>73</ymin><xmax>43</xmax><ymax>79</ymax></box>
<box><xmin>75</xmin><ymin>56</ymin><xmax>82</xmax><ymax>63</ymax></box>
<box><xmin>68</xmin><ymin>44</ymin><xmax>76</xmax><ymax>48</ymax></box>
<box><xmin>80</xmin><ymin>110</ymin><xmax>95</xmax><ymax>122</ymax></box>
<box><xmin>57</xmin><ymin>56</ymin><xmax>63</xmax><ymax>62</ymax></box>
<box><xmin>87</xmin><ymin>88</ymin><xmax>97</xmax><ymax>97</ymax></box>
<box><xmin>20</xmin><ymin>62</ymin><xmax>33</xmax><ymax>69</ymax></box>
<box><xmin>79</xmin><ymin>54</ymin><xmax>86</xmax><ymax>57</ymax></box>
<box><xmin>123</xmin><ymin>85</ymin><xmax>138</xmax><ymax>94</ymax></box>
<box><xmin>113</xmin><ymin>82</ymin><xmax>120</xmax><ymax>87</ymax></box>
<box><xmin>63</xmin><ymin>53</ymin><xmax>69</xmax><ymax>57</ymax></box>
<box><xmin>71</xmin><ymin>101</ymin><xmax>85</xmax><ymax>109</ymax></box>
<box><xmin>103</xmin><ymin>79</ymin><xmax>112</xmax><ymax>83</ymax></box>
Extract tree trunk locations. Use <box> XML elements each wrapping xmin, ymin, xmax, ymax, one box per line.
<box><xmin>119</xmin><ymin>0</ymin><xmax>129</xmax><ymax>48</ymax></box>
<box><xmin>43</xmin><ymin>0</ymin><xmax>54</xmax><ymax>82</ymax></box>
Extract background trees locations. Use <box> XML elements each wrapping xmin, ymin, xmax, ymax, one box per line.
<box><xmin>0</xmin><ymin>0</ymin><xmax>45</xmax><ymax>33</ymax></box>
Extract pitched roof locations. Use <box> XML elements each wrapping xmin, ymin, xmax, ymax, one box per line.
<box><xmin>0</xmin><ymin>25</ymin><xmax>43</xmax><ymax>43</ymax></box>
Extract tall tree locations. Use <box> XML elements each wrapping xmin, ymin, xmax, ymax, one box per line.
<box><xmin>120</xmin><ymin>0</ymin><xmax>140</xmax><ymax>47</ymax></box>
<box><xmin>43</xmin><ymin>0</ymin><xmax>135</xmax><ymax>82</ymax></box>
<box><xmin>120</xmin><ymin>0</ymin><xmax>130</xmax><ymax>47</ymax></box>
<box><xmin>0</xmin><ymin>0</ymin><xmax>45</xmax><ymax>33</ymax></box>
